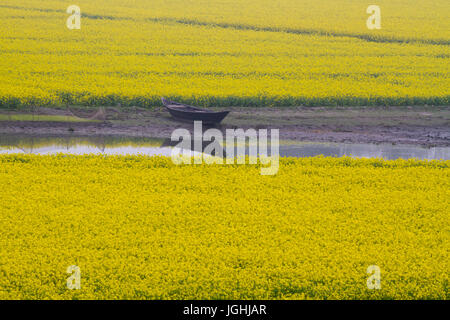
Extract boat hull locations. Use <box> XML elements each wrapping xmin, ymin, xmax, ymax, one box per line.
<box><xmin>162</xmin><ymin>97</ymin><xmax>230</xmax><ymax>124</ymax></box>
<box><xmin>166</xmin><ymin>108</ymin><xmax>229</xmax><ymax>124</ymax></box>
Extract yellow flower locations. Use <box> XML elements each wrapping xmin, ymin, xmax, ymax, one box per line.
<box><xmin>0</xmin><ymin>0</ymin><xmax>448</xmax><ymax>107</ymax></box>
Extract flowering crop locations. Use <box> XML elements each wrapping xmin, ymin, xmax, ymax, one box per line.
<box><xmin>0</xmin><ymin>0</ymin><xmax>449</xmax><ymax>107</ymax></box>
<box><xmin>0</xmin><ymin>155</ymin><xmax>448</xmax><ymax>299</ymax></box>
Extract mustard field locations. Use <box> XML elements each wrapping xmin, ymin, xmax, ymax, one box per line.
<box><xmin>0</xmin><ymin>0</ymin><xmax>449</xmax><ymax>107</ymax></box>
<box><xmin>0</xmin><ymin>155</ymin><xmax>448</xmax><ymax>299</ymax></box>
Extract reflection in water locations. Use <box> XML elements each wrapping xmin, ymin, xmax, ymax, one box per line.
<box><xmin>161</xmin><ymin>138</ymin><xmax>225</xmax><ymax>157</ymax></box>
<box><xmin>0</xmin><ymin>135</ymin><xmax>169</xmax><ymax>156</ymax></box>
<box><xmin>0</xmin><ymin>134</ymin><xmax>449</xmax><ymax>160</ymax></box>
<box><xmin>279</xmin><ymin>143</ymin><xmax>449</xmax><ymax>160</ymax></box>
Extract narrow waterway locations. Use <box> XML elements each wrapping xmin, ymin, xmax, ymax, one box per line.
<box><xmin>0</xmin><ymin>134</ymin><xmax>449</xmax><ymax>160</ymax></box>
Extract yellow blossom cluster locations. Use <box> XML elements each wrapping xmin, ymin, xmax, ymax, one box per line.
<box><xmin>0</xmin><ymin>155</ymin><xmax>448</xmax><ymax>299</ymax></box>
<box><xmin>0</xmin><ymin>0</ymin><xmax>449</xmax><ymax>107</ymax></box>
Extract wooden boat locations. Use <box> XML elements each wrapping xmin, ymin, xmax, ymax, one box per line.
<box><xmin>161</xmin><ymin>97</ymin><xmax>229</xmax><ymax>124</ymax></box>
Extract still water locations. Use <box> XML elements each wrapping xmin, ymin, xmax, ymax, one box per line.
<box><xmin>0</xmin><ymin>134</ymin><xmax>449</xmax><ymax>160</ymax></box>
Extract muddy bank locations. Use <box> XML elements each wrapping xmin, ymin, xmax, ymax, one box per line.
<box><xmin>0</xmin><ymin>106</ymin><xmax>449</xmax><ymax>147</ymax></box>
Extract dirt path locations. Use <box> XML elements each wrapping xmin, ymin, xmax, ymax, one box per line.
<box><xmin>0</xmin><ymin>106</ymin><xmax>449</xmax><ymax>147</ymax></box>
